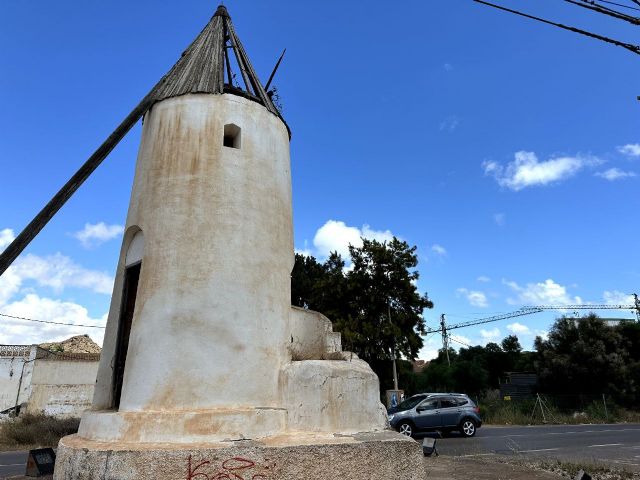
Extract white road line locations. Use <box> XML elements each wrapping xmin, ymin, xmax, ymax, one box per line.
<box><xmin>459</xmin><ymin>453</ymin><xmax>496</xmax><ymax>457</ymax></box>
<box><xmin>489</xmin><ymin>427</ymin><xmax>640</xmax><ymax>439</ymax></box>
<box><xmin>0</xmin><ymin>463</ymin><xmax>25</xmax><ymax>466</ymax></box>
<box><xmin>588</xmin><ymin>443</ymin><xmax>622</xmax><ymax>448</ymax></box>
<box><xmin>521</xmin><ymin>448</ymin><xmax>560</xmax><ymax>453</ymax></box>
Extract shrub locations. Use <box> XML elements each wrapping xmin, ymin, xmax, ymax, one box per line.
<box><xmin>0</xmin><ymin>413</ymin><xmax>79</xmax><ymax>448</ymax></box>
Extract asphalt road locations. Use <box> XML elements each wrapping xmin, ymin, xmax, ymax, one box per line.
<box><xmin>0</xmin><ymin>450</ymin><xmax>28</xmax><ymax>478</ymax></box>
<box><xmin>418</xmin><ymin>423</ymin><xmax>640</xmax><ymax>470</ymax></box>
<box><xmin>2</xmin><ymin>424</ymin><xmax>639</xmax><ymax>477</ymax></box>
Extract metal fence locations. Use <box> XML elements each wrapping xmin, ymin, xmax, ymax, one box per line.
<box><xmin>0</xmin><ymin>345</ymin><xmax>32</xmax><ymax>358</ymax></box>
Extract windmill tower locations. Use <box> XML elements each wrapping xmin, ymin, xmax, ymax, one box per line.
<box><xmin>2</xmin><ymin>6</ymin><xmax>424</xmax><ymax>479</ymax></box>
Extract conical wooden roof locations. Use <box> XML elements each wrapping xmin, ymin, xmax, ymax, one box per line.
<box><xmin>154</xmin><ymin>5</ymin><xmax>282</xmax><ymax>118</ymax></box>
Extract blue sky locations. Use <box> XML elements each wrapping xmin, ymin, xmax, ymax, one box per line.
<box><xmin>0</xmin><ymin>1</ymin><xmax>638</xmax><ymax>358</ymax></box>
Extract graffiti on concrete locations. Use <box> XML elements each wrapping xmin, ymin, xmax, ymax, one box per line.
<box><xmin>186</xmin><ymin>454</ymin><xmax>276</xmax><ymax>480</ymax></box>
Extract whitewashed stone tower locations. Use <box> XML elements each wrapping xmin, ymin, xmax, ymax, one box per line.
<box><xmin>55</xmin><ymin>6</ymin><xmax>423</xmax><ymax>479</ymax></box>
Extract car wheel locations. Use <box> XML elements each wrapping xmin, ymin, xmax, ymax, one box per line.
<box><xmin>398</xmin><ymin>421</ymin><xmax>414</xmax><ymax>437</ymax></box>
<box><xmin>460</xmin><ymin>419</ymin><xmax>476</xmax><ymax>437</ymax></box>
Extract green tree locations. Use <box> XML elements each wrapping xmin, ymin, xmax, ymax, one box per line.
<box><xmin>345</xmin><ymin>238</ymin><xmax>433</xmax><ymax>364</ymax></box>
<box><xmin>535</xmin><ymin>314</ymin><xmax>640</xmax><ymax>404</ymax></box>
<box><xmin>290</xmin><ymin>237</ymin><xmax>434</xmax><ymax>386</ymax></box>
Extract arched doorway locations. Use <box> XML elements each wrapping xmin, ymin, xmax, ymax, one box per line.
<box><xmin>112</xmin><ymin>230</ymin><xmax>144</xmax><ymax>409</ymax></box>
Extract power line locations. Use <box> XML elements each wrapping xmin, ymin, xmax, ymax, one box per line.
<box><xmin>450</xmin><ymin>335</ymin><xmax>472</xmax><ymax>348</ymax></box>
<box><xmin>0</xmin><ymin>312</ymin><xmax>105</xmax><ymax>329</ymax></box>
<box><xmin>473</xmin><ymin>0</ymin><xmax>640</xmax><ymax>55</ymax></box>
<box><xmin>597</xmin><ymin>0</ymin><xmax>640</xmax><ymax>11</ymax></box>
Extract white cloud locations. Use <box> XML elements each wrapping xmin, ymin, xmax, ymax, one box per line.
<box><xmin>504</xmin><ymin>278</ymin><xmax>582</xmax><ymax>306</ymax></box>
<box><xmin>439</xmin><ymin>115</ymin><xmax>459</xmax><ymax>132</ymax></box>
<box><xmin>477</xmin><ymin>276</ymin><xmax>491</xmax><ymax>283</ymax></box>
<box><xmin>483</xmin><ymin>151</ymin><xmax>600</xmax><ymax>191</ymax></box>
<box><xmin>493</xmin><ymin>213</ymin><xmax>506</xmax><ymax>226</ymax></box>
<box><xmin>507</xmin><ymin>322</ymin><xmax>531</xmax><ymax>334</ymax></box>
<box><xmin>431</xmin><ymin>244</ymin><xmax>447</xmax><ymax>256</ymax></box>
<box><xmin>595</xmin><ymin>168</ymin><xmax>636</xmax><ymax>181</ymax></box>
<box><xmin>535</xmin><ymin>329</ymin><xmax>549</xmax><ymax>341</ymax></box>
<box><xmin>0</xmin><ymin>266</ymin><xmax>22</xmax><ymax>306</ymax></box>
<box><xmin>618</xmin><ymin>144</ymin><xmax>640</xmax><ymax>157</ymax></box>
<box><xmin>480</xmin><ymin>327</ymin><xmax>501</xmax><ymax>341</ymax></box>
<box><xmin>456</xmin><ymin>288</ymin><xmax>489</xmax><ymax>308</ymax></box>
<box><xmin>12</xmin><ymin>253</ymin><xmax>113</xmax><ymax>295</ymax></box>
<box><xmin>0</xmin><ymin>228</ymin><xmax>15</xmax><ymax>251</ymax></box>
<box><xmin>418</xmin><ymin>332</ymin><xmax>443</xmax><ymax>361</ymax></box>
<box><xmin>0</xmin><ymin>294</ymin><xmax>106</xmax><ymax>345</ymax></box>
<box><xmin>0</xmin><ymin>227</ymin><xmax>112</xmax><ymax>346</ymax></box>
<box><xmin>312</xmin><ymin>220</ymin><xmax>394</xmax><ymax>260</ymax></box>
<box><xmin>603</xmin><ymin>290</ymin><xmax>634</xmax><ymax>305</ymax></box>
<box><xmin>73</xmin><ymin>222</ymin><xmax>124</xmax><ymax>248</ymax></box>
<box><xmin>443</xmin><ymin>63</ymin><xmax>453</xmax><ymax>72</ymax></box>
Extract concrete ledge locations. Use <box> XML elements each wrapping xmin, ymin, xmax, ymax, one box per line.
<box><xmin>281</xmin><ymin>359</ymin><xmax>388</xmax><ymax>433</ymax></box>
<box><xmin>79</xmin><ymin>408</ymin><xmax>287</xmax><ymax>443</ymax></box>
<box><xmin>54</xmin><ymin>431</ymin><xmax>424</xmax><ymax>480</ymax></box>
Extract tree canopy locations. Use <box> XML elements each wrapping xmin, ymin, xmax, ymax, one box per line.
<box><xmin>291</xmin><ymin>238</ymin><xmax>433</xmax><ymax>386</ymax></box>
<box><xmin>535</xmin><ymin>314</ymin><xmax>640</xmax><ymax>404</ymax></box>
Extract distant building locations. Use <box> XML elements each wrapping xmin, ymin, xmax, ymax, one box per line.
<box><xmin>574</xmin><ymin>317</ymin><xmax>635</xmax><ymax>328</ymax></box>
<box><xmin>412</xmin><ymin>360</ymin><xmax>428</xmax><ymax>373</ymax></box>
<box><xmin>499</xmin><ymin>372</ymin><xmax>537</xmax><ymax>400</ymax></box>
<box><xmin>0</xmin><ymin>336</ymin><xmax>100</xmax><ymax>417</ymax></box>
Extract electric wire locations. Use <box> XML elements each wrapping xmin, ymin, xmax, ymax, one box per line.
<box><xmin>0</xmin><ymin>312</ymin><xmax>105</xmax><ymax>329</ymax></box>
<box><xmin>474</xmin><ymin>0</ymin><xmax>640</xmax><ymax>54</ymax></box>
<box><xmin>597</xmin><ymin>0</ymin><xmax>640</xmax><ymax>11</ymax></box>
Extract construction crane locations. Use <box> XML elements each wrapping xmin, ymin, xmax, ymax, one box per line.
<box><xmin>428</xmin><ymin>294</ymin><xmax>640</xmax><ymax>365</ymax></box>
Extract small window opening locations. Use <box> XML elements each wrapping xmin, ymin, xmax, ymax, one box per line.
<box><xmin>223</xmin><ymin>124</ymin><xmax>241</xmax><ymax>149</ymax></box>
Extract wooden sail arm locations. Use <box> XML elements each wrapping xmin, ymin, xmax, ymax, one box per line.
<box><xmin>0</xmin><ymin>84</ymin><xmax>166</xmax><ymax>278</ymax></box>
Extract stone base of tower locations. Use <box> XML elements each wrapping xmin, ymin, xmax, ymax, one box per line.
<box><xmin>54</xmin><ymin>431</ymin><xmax>424</xmax><ymax>480</ymax></box>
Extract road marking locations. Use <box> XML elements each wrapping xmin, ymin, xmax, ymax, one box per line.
<box><xmin>458</xmin><ymin>453</ymin><xmax>495</xmax><ymax>457</ymax></box>
<box><xmin>521</xmin><ymin>448</ymin><xmax>560</xmax><ymax>453</ymax></box>
<box><xmin>0</xmin><ymin>463</ymin><xmax>25</xmax><ymax>466</ymax></box>
<box><xmin>588</xmin><ymin>443</ymin><xmax>622</xmax><ymax>448</ymax></box>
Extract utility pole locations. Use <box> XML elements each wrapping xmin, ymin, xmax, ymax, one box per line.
<box><xmin>440</xmin><ymin>314</ymin><xmax>450</xmax><ymax>366</ymax></box>
<box><xmin>389</xmin><ymin>304</ymin><xmax>399</xmax><ymax>391</ymax></box>
<box><xmin>634</xmin><ymin>293</ymin><xmax>640</xmax><ymax>323</ymax></box>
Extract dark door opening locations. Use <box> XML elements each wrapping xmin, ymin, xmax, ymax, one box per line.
<box><xmin>112</xmin><ymin>262</ymin><xmax>141</xmax><ymax>409</ymax></box>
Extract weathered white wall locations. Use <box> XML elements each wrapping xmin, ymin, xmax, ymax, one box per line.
<box><xmin>0</xmin><ymin>346</ymin><xmax>36</xmax><ymax>412</ymax></box>
<box><xmin>25</xmin><ymin>360</ymin><xmax>98</xmax><ymax>417</ymax></box>
<box><xmin>281</xmin><ymin>359</ymin><xmax>388</xmax><ymax>433</ymax></box>
<box><xmin>289</xmin><ymin>307</ymin><xmax>341</xmax><ymax>359</ymax></box>
<box><xmin>82</xmin><ymin>92</ymin><xmax>388</xmax><ymax>444</ymax></box>
<box><xmin>94</xmin><ymin>93</ymin><xmax>293</xmax><ymax>412</ymax></box>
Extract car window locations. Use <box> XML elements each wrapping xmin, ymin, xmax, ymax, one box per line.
<box><xmin>417</xmin><ymin>398</ymin><xmax>438</xmax><ymax>410</ymax></box>
<box><xmin>439</xmin><ymin>397</ymin><xmax>458</xmax><ymax>408</ymax></box>
<box><xmin>397</xmin><ymin>395</ymin><xmax>425</xmax><ymax>410</ymax></box>
<box><xmin>456</xmin><ymin>398</ymin><xmax>469</xmax><ymax>406</ymax></box>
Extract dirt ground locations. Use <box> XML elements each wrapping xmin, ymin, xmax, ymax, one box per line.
<box><xmin>424</xmin><ymin>455</ymin><xmax>561</xmax><ymax>480</ymax></box>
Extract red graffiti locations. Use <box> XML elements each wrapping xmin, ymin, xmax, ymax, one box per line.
<box><xmin>186</xmin><ymin>455</ymin><xmax>275</xmax><ymax>480</ymax></box>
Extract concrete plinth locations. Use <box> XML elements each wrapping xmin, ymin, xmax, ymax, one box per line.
<box><xmin>54</xmin><ymin>431</ymin><xmax>424</xmax><ymax>480</ymax></box>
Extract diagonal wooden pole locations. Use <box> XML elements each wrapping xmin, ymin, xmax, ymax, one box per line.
<box><xmin>0</xmin><ymin>88</ymin><xmax>161</xmax><ymax>278</ymax></box>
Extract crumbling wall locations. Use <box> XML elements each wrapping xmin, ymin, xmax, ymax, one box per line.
<box><xmin>25</xmin><ymin>359</ymin><xmax>98</xmax><ymax>417</ymax></box>
<box><xmin>0</xmin><ymin>345</ymin><xmax>36</xmax><ymax>412</ymax></box>
<box><xmin>289</xmin><ymin>307</ymin><xmax>341</xmax><ymax>360</ymax></box>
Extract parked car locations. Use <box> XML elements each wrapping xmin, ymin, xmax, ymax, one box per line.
<box><xmin>387</xmin><ymin>393</ymin><xmax>482</xmax><ymax>438</ymax></box>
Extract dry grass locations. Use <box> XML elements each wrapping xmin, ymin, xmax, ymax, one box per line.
<box><xmin>509</xmin><ymin>457</ymin><xmax>639</xmax><ymax>480</ymax></box>
<box><xmin>480</xmin><ymin>398</ymin><xmax>640</xmax><ymax>426</ymax></box>
<box><xmin>0</xmin><ymin>413</ymin><xmax>79</xmax><ymax>449</ymax></box>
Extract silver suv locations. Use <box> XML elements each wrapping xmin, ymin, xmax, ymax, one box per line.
<box><xmin>387</xmin><ymin>393</ymin><xmax>482</xmax><ymax>438</ymax></box>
